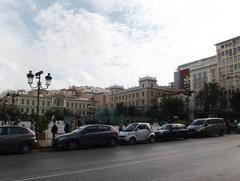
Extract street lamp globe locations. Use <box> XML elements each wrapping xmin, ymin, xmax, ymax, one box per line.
<box><xmin>45</xmin><ymin>73</ymin><xmax>52</xmax><ymax>86</ymax></box>
<box><xmin>26</xmin><ymin>70</ymin><xmax>34</xmax><ymax>85</ymax></box>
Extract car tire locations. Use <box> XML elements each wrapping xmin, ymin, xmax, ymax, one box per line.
<box><xmin>68</xmin><ymin>140</ymin><xmax>78</xmax><ymax>150</ymax></box>
<box><xmin>108</xmin><ymin>138</ymin><xmax>118</xmax><ymax>147</ymax></box>
<box><xmin>129</xmin><ymin>137</ymin><xmax>136</xmax><ymax>145</ymax></box>
<box><xmin>19</xmin><ymin>143</ymin><xmax>32</xmax><ymax>154</ymax></box>
<box><xmin>149</xmin><ymin>136</ymin><xmax>155</xmax><ymax>143</ymax></box>
<box><xmin>219</xmin><ymin>130</ymin><xmax>224</xmax><ymax>136</ymax></box>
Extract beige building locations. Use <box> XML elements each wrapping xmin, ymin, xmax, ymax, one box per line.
<box><xmin>108</xmin><ymin>76</ymin><xmax>181</xmax><ymax>112</ymax></box>
<box><xmin>190</xmin><ymin>56</ymin><xmax>217</xmax><ymax>93</ymax></box>
<box><xmin>7</xmin><ymin>94</ymin><xmax>95</xmax><ymax>117</ymax></box>
<box><xmin>215</xmin><ymin>36</ymin><xmax>240</xmax><ymax>92</ymax></box>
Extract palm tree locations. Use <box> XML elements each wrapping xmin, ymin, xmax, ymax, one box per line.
<box><xmin>196</xmin><ymin>83</ymin><xmax>226</xmax><ymax>116</ymax></box>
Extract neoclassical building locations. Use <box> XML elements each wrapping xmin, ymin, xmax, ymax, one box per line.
<box><xmin>108</xmin><ymin>76</ymin><xmax>181</xmax><ymax>112</ymax></box>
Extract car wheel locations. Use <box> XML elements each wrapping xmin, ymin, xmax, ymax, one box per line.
<box><xmin>108</xmin><ymin>138</ymin><xmax>118</xmax><ymax>147</ymax></box>
<box><xmin>149</xmin><ymin>136</ymin><xmax>155</xmax><ymax>143</ymax></box>
<box><xmin>129</xmin><ymin>137</ymin><xmax>136</xmax><ymax>145</ymax></box>
<box><xmin>219</xmin><ymin>130</ymin><xmax>224</xmax><ymax>136</ymax></box>
<box><xmin>19</xmin><ymin>143</ymin><xmax>32</xmax><ymax>154</ymax></box>
<box><xmin>68</xmin><ymin>140</ymin><xmax>78</xmax><ymax>150</ymax></box>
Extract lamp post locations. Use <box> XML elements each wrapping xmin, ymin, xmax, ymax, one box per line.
<box><xmin>26</xmin><ymin>70</ymin><xmax>52</xmax><ymax>137</ymax></box>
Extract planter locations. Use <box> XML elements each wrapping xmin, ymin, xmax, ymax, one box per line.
<box><xmin>37</xmin><ymin>132</ymin><xmax>48</xmax><ymax>140</ymax></box>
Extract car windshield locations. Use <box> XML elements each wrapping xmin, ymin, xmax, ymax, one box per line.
<box><xmin>159</xmin><ymin>124</ymin><xmax>172</xmax><ymax>130</ymax></box>
<box><xmin>191</xmin><ymin>119</ymin><xmax>206</xmax><ymax>125</ymax></box>
<box><xmin>71</xmin><ymin>126</ymin><xmax>86</xmax><ymax>134</ymax></box>
<box><xmin>123</xmin><ymin>123</ymin><xmax>138</xmax><ymax>132</ymax></box>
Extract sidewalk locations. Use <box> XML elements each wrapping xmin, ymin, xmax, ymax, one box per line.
<box><xmin>38</xmin><ymin>139</ymin><xmax>52</xmax><ymax>149</ymax></box>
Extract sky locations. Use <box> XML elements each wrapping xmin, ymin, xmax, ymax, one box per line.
<box><xmin>0</xmin><ymin>0</ymin><xmax>239</xmax><ymax>92</ymax></box>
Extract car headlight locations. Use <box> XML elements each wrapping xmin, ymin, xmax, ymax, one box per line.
<box><xmin>197</xmin><ymin>127</ymin><xmax>205</xmax><ymax>131</ymax></box>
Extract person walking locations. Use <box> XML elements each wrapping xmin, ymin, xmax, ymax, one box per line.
<box><xmin>64</xmin><ymin>122</ymin><xmax>70</xmax><ymax>133</ymax></box>
<box><xmin>119</xmin><ymin>120</ymin><xmax>124</xmax><ymax>132</ymax></box>
<box><xmin>51</xmin><ymin>123</ymin><xmax>58</xmax><ymax>139</ymax></box>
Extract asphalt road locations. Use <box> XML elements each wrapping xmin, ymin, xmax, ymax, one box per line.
<box><xmin>1</xmin><ymin>135</ymin><xmax>240</xmax><ymax>181</ymax></box>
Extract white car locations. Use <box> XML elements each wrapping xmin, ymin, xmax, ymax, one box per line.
<box><xmin>119</xmin><ymin>122</ymin><xmax>155</xmax><ymax>145</ymax></box>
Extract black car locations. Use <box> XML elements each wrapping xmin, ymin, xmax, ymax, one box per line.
<box><xmin>154</xmin><ymin>123</ymin><xmax>188</xmax><ymax>141</ymax></box>
<box><xmin>52</xmin><ymin>124</ymin><xmax>119</xmax><ymax>150</ymax></box>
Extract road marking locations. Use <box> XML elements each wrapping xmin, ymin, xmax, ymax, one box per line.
<box><xmin>12</xmin><ymin>139</ymin><xmax>240</xmax><ymax>181</ymax></box>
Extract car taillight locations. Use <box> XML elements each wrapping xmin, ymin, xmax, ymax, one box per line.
<box><xmin>112</xmin><ymin>127</ymin><xmax>118</xmax><ymax>133</ymax></box>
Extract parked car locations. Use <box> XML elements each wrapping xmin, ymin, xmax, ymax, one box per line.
<box><xmin>235</xmin><ymin>123</ymin><xmax>240</xmax><ymax>134</ymax></box>
<box><xmin>155</xmin><ymin>123</ymin><xmax>188</xmax><ymax>141</ymax></box>
<box><xmin>0</xmin><ymin>125</ymin><xmax>38</xmax><ymax>154</ymax></box>
<box><xmin>187</xmin><ymin>118</ymin><xmax>226</xmax><ymax>137</ymax></box>
<box><xmin>52</xmin><ymin>124</ymin><xmax>119</xmax><ymax>150</ymax></box>
<box><xmin>119</xmin><ymin>122</ymin><xmax>155</xmax><ymax>145</ymax></box>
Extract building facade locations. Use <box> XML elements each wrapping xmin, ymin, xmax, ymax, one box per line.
<box><xmin>215</xmin><ymin>36</ymin><xmax>240</xmax><ymax>91</ymax></box>
<box><xmin>108</xmin><ymin>76</ymin><xmax>181</xmax><ymax>112</ymax></box>
<box><xmin>7</xmin><ymin>94</ymin><xmax>95</xmax><ymax>117</ymax></box>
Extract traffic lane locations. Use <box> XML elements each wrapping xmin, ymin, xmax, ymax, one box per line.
<box><xmin>1</xmin><ymin>135</ymin><xmax>240</xmax><ymax>181</ymax></box>
<box><xmin>8</xmin><ymin>136</ymin><xmax>240</xmax><ymax>181</ymax></box>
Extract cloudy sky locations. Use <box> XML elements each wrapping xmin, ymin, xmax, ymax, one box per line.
<box><xmin>0</xmin><ymin>0</ymin><xmax>239</xmax><ymax>92</ymax></box>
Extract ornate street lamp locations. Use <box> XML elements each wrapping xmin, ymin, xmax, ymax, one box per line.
<box><xmin>26</xmin><ymin>70</ymin><xmax>52</xmax><ymax>138</ymax></box>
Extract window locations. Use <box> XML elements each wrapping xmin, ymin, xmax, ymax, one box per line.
<box><xmin>193</xmin><ymin>74</ymin><xmax>197</xmax><ymax>80</ymax></box>
<box><xmin>203</xmin><ymin>71</ymin><xmax>207</xmax><ymax>78</ymax></box>
<box><xmin>142</xmin><ymin>92</ymin><xmax>144</xmax><ymax>97</ymax></box>
<box><xmin>75</xmin><ymin>103</ymin><xmax>78</xmax><ymax>108</ymax></box>
<box><xmin>136</xmin><ymin>93</ymin><xmax>138</xmax><ymax>98</ymax></box>
<box><xmin>21</xmin><ymin>99</ymin><xmax>24</xmax><ymax>105</ymax></box>
<box><xmin>32</xmin><ymin>109</ymin><xmax>35</xmax><ymax>114</ymax></box>
<box><xmin>26</xmin><ymin>108</ymin><xmax>29</xmax><ymax>113</ymax></box>
<box><xmin>7</xmin><ymin>127</ymin><xmax>28</xmax><ymax>135</ymax></box>
<box><xmin>27</xmin><ymin>99</ymin><xmax>29</xmax><ymax>105</ymax></box>
<box><xmin>21</xmin><ymin>108</ymin><xmax>24</xmax><ymax>113</ymax></box>
<box><xmin>97</xmin><ymin>126</ymin><xmax>110</xmax><ymax>132</ymax></box>
<box><xmin>47</xmin><ymin>101</ymin><xmax>50</xmax><ymax>106</ymax></box>
<box><xmin>0</xmin><ymin>127</ymin><xmax>7</xmax><ymax>135</ymax></box>
<box><xmin>42</xmin><ymin>109</ymin><xmax>45</xmax><ymax>114</ymax></box>
<box><xmin>32</xmin><ymin>100</ymin><xmax>35</xmax><ymax>105</ymax></box>
<box><xmin>129</xmin><ymin>94</ymin><xmax>131</xmax><ymax>99</ymax></box>
<box><xmin>71</xmin><ymin>103</ymin><xmax>73</xmax><ymax>108</ymax></box>
<box><xmin>151</xmin><ymin>91</ymin><xmax>154</xmax><ymax>97</ymax></box>
<box><xmin>198</xmin><ymin>72</ymin><xmax>202</xmax><ymax>79</ymax></box>
<box><xmin>67</xmin><ymin>102</ymin><xmax>69</xmax><ymax>107</ymax></box>
<box><xmin>42</xmin><ymin>100</ymin><xmax>45</xmax><ymax>106</ymax></box>
<box><xmin>141</xmin><ymin>99</ymin><xmax>145</xmax><ymax>105</ymax></box>
<box><xmin>83</xmin><ymin>126</ymin><xmax>98</xmax><ymax>133</ymax></box>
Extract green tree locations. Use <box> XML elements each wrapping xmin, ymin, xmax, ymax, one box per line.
<box><xmin>196</xmin><ymin>83</ymin><xmax>226</xmax><ymax>116</ymax></box>
<box><xmin>116</xmin><ymin>103</ymin><xmax>127</xmax><ymax>116</ymax></box>
<box><xmin>159</xmin><ymin>96</ymin><xmax>186</xmax><ymax>121</ymax></box>
<box><xmin>230</xmin><ymin>92</ymin><xmax>240</xmax><ymax>119</ymax></box>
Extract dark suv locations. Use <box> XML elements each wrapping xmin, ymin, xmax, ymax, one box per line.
<box><xmin>52</xmin><ymin>124</ymin><xmax>119</xmax><ymax>150</ymax></box>
<box><xmin>0</xmin><ymin>126</ymin><xmax>38</xmax><ymax>154</ymax></box>
<box><xmin>187</xmin><ymin>118</ymin><xmax>226</xmax><ymax>137</ymax></box>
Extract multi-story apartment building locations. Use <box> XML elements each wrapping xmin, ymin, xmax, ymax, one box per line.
<box><xmin>190</xmin><ymin>56</ymin><xmax>217</xmax><ymax>93</ymax></box>
<box><xmin>108</xmin><ymin>76</ymin><xmax>181</xmax><ymax>112</ymax></box>
<box><xmin>215</xmin><ymin>36</ymin><xmax>240</xmax><ymax>92</ymax></box>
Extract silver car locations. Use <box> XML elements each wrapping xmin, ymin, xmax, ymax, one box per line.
<box><xmin>119</xmin><ymin>122</ymin><xmax>155</xmax><ymax>145</ymax></box>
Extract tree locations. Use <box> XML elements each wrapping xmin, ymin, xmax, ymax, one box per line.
<box><xmin>159</xmin><ymin>96</ymin><xmax>186</xmax><ymax>121</ymax></box>
<box><xmin>116</xmin><ymin>103</ymin><xmax>127</xmax><ymax>116</ymax></box>
<box><xmin>195</xmin><ymin>83</ymin><xmax>226</xmax><ymax>116</ymax></box>
<box><xmin>230</xmin><ymin>92</ymin><xmax>240</xmax><ymax>119</ymax></box>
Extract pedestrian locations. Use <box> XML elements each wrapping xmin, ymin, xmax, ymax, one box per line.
<box><xmin>77</xmin><ymin>118</ymin><xmax>82</xmax><ymax>128</ymax></box>
<box><xmin>64</xmin><ymin>122</ymin><xmax>70</xmax><ymax>133</ymax></box>
<box><xmin>226</xmin><ymin>120</ymin><xmax>230</xmax><ymax>134</ymax></box>
<box><xmin>51</xmin><ymin>123</ymin><xmax>58</xmax><ymax>139</ymax></box>
<box><xmin>119</xmin><ymin>120</ymin><xmax>123</xmax><ymax>132</ymax></box>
